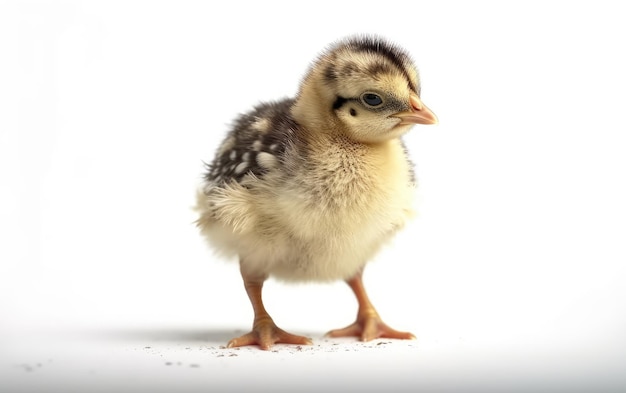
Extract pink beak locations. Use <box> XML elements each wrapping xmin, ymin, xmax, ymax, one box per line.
<box><xmin>394</xmin><ymin>93</ymin><xmax>438</xmax><ymax>125</ymax></box>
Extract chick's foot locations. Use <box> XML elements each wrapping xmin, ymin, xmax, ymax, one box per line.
<box><xmin>227</xmin><ymin>317</ymin><xmax>312</xmax><ymax>350</ymax></box>
<box><xmin>327</xmin><ymin>312</ymin><xmax>415</xmax><ymax>342</ymax></box>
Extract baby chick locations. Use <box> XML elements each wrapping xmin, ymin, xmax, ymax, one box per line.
<box><xmin>196</xmin><ymin>36</ymin><xmax>437</xmax><ymax>350</ymax></box>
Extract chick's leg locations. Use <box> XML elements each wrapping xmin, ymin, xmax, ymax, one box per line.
<box><xmin>327</xmin><ymin>270</ymin><xmax>415</xmax><ymax>342</ymax></box>
<box><xmin>227</xmin><ymin>266</ymin><xmax>312</xmax><ymax>350</ymax></box>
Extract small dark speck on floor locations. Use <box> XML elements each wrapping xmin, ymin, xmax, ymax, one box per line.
<box><xmin>229</xmin><ymin>353</ymin><xmax>238</xmax><ymax>357</ymax></box>
<box><xmin>17</xmin><ymin>363</ymin><xmax>45</xmax><ymax>373</ymax></box>
<box><xmin>190</xmin><ymin>364</ymin><xmax>200</xmax><ymax>368</ymax></box>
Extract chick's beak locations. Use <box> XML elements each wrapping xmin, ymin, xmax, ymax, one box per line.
<box><xmin>394</xmin><ymin>93</ymin><xmax>438</xmax><ymax>125</ymax></box>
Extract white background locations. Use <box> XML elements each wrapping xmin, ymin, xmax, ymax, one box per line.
<box><xmin>1</xmin><ymin>1</ymin><xmax>625</xmax><ymax>392</ymax></box>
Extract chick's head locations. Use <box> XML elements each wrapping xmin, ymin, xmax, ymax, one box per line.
<box><xmin>293</xmin><ymin>36</ymin><xmax>437</xmax><ymax>143</ymax></box>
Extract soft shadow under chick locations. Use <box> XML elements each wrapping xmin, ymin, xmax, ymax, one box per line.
<box><xmin>196</xmin><ymin>36</ymin><xmax>437</xmax><ymax>350</ymax></box>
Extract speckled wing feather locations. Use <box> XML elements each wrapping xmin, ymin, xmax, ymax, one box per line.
<box><xmin>204</xmin><ymin>99</ymin><xmax>298</xmax><ymax>185</ymax></box>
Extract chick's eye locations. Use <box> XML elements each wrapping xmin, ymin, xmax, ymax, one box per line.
<box><xmin>362</xmin><ymin>93</ymin><xmax>383</xmax><ymax>107</ymax></box>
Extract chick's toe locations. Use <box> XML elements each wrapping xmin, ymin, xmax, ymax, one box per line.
<box><xmin>228</xmin><ymin>318</ymin><xmax>312</xmax><ymax>351</ymax></box>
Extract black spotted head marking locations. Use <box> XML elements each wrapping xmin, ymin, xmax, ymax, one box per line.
<box><xmin>347</xmin><ymin>37</ymin><xmax>418</xmax><ymax>92</ymax></box>
<box><xmin>320</xmin><ymin>36</ymin><xmax>420</xmax><ymax>96</ymax></box>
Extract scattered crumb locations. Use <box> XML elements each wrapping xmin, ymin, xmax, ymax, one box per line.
<box><xmin>16</xmin><ymin>362</ymin><xmax>47</xmax><ymax>373</ymax></box>
<box><xmin>190</xmin><ymin>364</ymin><xmax>200</xmax><ymax>368</ymax></box>
<box><xmin>229</xmin><ymin>353</ymin><xmax>238</xmax><ymax>357</ymax></box>
<box><xmin>165</xmin><ymin>362</ymin><xmax>172</xmax><ymax>366</ymax></box>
